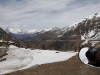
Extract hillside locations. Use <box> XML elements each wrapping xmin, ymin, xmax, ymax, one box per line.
<box><xmin>0</xmin><ymin>28</ymin><xmax>11</xmax><ymax>40</ymax></box>
<box><xmin>0</xmin><ymin>27</ymin><xmax>27</xmax><ymax>49</ymax></box>
<box><xmin>0</xmin><ymin>28</ymin><xmax>12</xmax><ymax>46</ymax></box>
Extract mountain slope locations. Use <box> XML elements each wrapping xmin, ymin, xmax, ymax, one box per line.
<box><xmin>61</xmin><ymin>13</ymin><xmax>100</xmax><ymax>48</ymax></box>
<box><xmin>0</xmin><ymin>28</ymin><xmax>27</xmax><ymax>48</ymax></box>
<box><xmin>0</xmin><ymin>28</ymin><xmax>12</xmax><ymax>42</ymax></box>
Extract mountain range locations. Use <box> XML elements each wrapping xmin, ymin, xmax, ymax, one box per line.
<box><xmin>3</xmin><ymin>27</ymin><xmax>69</xmax><ymax>42</ymax></box>
<box><xmin>1</xmin><ymin>13</ymin><xmax>100</xmax><ymax>51</ymax></box>
<box><xmin>3</xmin><ymin>28</ymin><xmax>38</xmax><ymax>39</ymax></box>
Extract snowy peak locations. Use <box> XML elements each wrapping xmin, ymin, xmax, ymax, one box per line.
<box><xmin>70</xmin><ymin>13</ymin><xmax>100</xmax><ymax>29</ymax></box>
<box><xmin>3</xmin><ymin>28</ymin><xmax>37</xmax><ymax>34</ymax></box>
<box><xmin>41</xmin><ymin>27</ymin><xmax>60</xmax><ymax>33</ymax></box>
<box><xmin>27</xmin><ymin>29</ymin><xmax>37</xmax><ymax>33</ymax></box>
<box><xmin>85</xmin><ymin>13</ymin><xmax>100</xmax><ymax>19</ymax></box>
<box><xmin>2</xmin><ymin>28</ymin><xmax>38</xmax><ymax>39</ymax></box>
<box><xmin>42</xmin><ymin>27</ymin><xmax>69</xmax><ymax>33</ymax></box>
<box><xmin>4</xmin><ymin>28</ymin><xmax>24</xmax><ymax>34</ymax></box>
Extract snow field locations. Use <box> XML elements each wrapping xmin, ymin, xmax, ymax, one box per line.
<box><xmin>0</xmin><ymin>45</ymin><xmax>77</xmax><ymax>74</ymax></box>
<box><xmin>19</xmin><ymin>50</ymin><xmax>77</xmax><ymax>70</ymax></box>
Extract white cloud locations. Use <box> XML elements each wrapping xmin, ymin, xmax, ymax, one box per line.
<box><xmin>0</xmin><ymin>0</ymin><xmax>100</xmax><ymax>30</ymax></box>
<box><xmin>10</xmin><ymin>22</ymin><xmax>19</xmax><ymax>25</ymax></box>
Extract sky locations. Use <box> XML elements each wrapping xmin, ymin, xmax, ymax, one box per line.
<box><xmin>0</xmin><ymin>0</ymin><xmax>100</xmax><ymax>30</ymax></box>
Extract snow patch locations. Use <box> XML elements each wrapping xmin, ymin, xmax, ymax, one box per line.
<box><xmin>85</xmin><ymin>15</ymin><xmax>94</xmax><ymax>19</ymax></box>
<box><xmin>70</xmin><ymin>19</ymin><xmax>85</xmax><ymax>29</ymax></box>
<box><xmin>88</xmin><ymin>30</ymin><xmax>95</xmax><ymax>38</ymax></box>
<box><xmin>27</xmin><ymin>29</ymin><xmax>37</xmax><ymax>33</ymax></box>
<box><xmin>3</xmin><ymin>28</ymin><xmax>37</xmax><ymax>34</ymax></box>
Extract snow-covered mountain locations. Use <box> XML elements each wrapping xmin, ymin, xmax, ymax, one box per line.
<box><xmin>3</xmin><ymin>28</ymin><xmax>38</xmax><ymax>39</ymax></box>
<box><xmin>68</xmin><ymin>13</ymin><xmax>100</xmax><ymax>47</ymax></box>
<box><xmin>70</xmin><ymin>13</ymin><xmax>100</xmax><ymax>29</ymax></box>
<box><xmin>3</xmin><ymin>28</ymin><xmax>37</xmax><ymax>34</ymax></box>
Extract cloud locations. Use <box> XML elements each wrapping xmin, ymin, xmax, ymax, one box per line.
<box><xmin>10</xmin><ymin>22</ymin><xmax>19</xmax><ymax>25</ymax></box>
<box><xmin>0</xmin><ymin>0</ymin><xmax>100</xmax><ymax>30</ymax></box>
<box><xmin>0</xmin><ymin>22</ymin><xmax>20</xmax><ymax>28</ymax></box>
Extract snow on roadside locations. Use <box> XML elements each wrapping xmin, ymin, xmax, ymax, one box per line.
<box><xmin>0</xmin><ymin>45</ymin><xmax>77</xmax><ymax>75</ymax></box>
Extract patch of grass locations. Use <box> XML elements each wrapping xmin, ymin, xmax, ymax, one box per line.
<box><xmin>4</xmin><ymin>54</ymin><xmax>100</xmax><ymax>75</ymax></box>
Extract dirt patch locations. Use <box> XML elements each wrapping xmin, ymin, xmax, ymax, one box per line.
<box><xmin>0</xmin><ymin>48</ymin><xmax>8</xmax><ymax>59</ymax></box>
